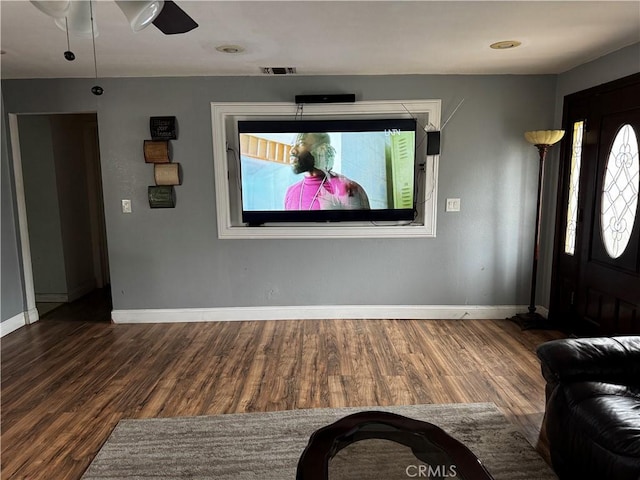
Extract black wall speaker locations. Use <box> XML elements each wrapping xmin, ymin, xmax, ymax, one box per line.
<box><xmin>294</xmin><ymin>94</ymin><xmax>356</xmax><ymax>104</ymax></box>
<box><xmin>427</xmin><ymin>131</ymin><xmax>441</xmax><ymax>155</ymax></box>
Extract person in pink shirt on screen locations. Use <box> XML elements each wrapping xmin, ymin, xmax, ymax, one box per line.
<box><xmin>284</xmin><ymin>132</ymin><xmax>370</xmax><ymax>211</ymax></box>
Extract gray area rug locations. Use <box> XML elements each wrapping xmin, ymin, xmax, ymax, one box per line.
<box><xmin>81</xmin><ymin>403</ymin><xmax>557</xmax><ymax>479</ymax></box>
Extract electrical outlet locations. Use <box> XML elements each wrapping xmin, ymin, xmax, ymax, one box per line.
<box><xmin>446</xmin><ymin>198</ymin><xmax>461</xmax><ymax>212</ymax></box>
<box><xmin>121</xmin><ymin>199</ymin><xmax>132</xmax><ymax>214</ymax></box>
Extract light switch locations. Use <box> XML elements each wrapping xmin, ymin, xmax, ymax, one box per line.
<box><xmin>121</xmin><ymin>199</ymin><xmax>132</xmax><ymax>213</ymax></box>
<box><xmin>446</xmin><ymin>198</ymin><xmax>461</xmax><ymax>212</ymax></box>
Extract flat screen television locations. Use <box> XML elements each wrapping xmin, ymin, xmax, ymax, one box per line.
<box><xmin>237</xmin><ymin>118</ymin><xmax>419</xmax><ymax>225</ymax></box>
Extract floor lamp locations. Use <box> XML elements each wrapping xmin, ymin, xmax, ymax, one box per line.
<box><xmin>510</xmin><ymin>129</ymin><xmax>565</xmax><ymax>330</ymax></box>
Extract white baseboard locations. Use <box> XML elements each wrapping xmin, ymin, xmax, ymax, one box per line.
<box><xmin>1</xmin><ymin>312</ymin><xmax>27</xmax><ymax>337</ymax></box>
<box><xmin>35</xmin><ymin>281</ymin><xmax>96</xmax><ymax>304</ymax></box>
<box><xmin>112</xmin><ymin>304</ymin><xmax>536</xmax><ymax>324</ymax></box>
<box><xmin>1</xmin><ymin>307</ymin><xmax>41</xmax><ymax>337</ymax></box>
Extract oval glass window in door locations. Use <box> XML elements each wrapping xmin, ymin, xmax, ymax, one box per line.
<box><xmin>601</xmin><ymin>124</ymin><xmax>639</xmax><ymax>259</ymax></box>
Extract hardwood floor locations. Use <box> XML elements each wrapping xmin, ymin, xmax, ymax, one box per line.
<box><xmin>1</xmin><ymin>290</ymin><xmax>564</xmax><ymax>480</ymax></box>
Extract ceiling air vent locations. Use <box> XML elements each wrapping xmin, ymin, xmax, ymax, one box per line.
<box><xmin>261</xmin><ymin>67</ymin><xmax>297</xmax><ymax>75</ymax></box>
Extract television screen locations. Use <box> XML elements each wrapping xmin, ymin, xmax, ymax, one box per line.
<box><xmin>237</xmin><ymin>118</ymin><xmax>418</xmax><ymax>225</ymax></box>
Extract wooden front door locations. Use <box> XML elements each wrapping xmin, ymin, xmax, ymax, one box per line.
<box><xmin>550</xmin><ymin>73</ymin><xmax>640</xmax><ymax>334</ymax></box>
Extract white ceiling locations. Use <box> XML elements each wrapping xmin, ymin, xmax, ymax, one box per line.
<box><xmin>1</xmin><ymin>0</ymin><xmax>639</xmax><ymax>79</ymax></box>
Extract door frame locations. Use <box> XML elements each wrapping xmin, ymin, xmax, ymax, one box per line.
<box><xmin>9</xmin><ymin>111</ymin><xmax>108</xmax><ymax>324</ymax></box>
<box><xmin>8</xmin><ymin>113</ymin><xmax>38</xmax><ymax>324</ymax></box>
<box><xmin>549</xmin><ymin>72</ymin><xmax>640</xmax><ymax>331</ymax></box>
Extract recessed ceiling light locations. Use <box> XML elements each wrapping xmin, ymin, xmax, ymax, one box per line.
<box><xmin>215</xmin><ymin>45</ymin><xmax>245</xmax><ymax>54</ymax></box>
<box><xmin>490</xmin><ymin>40</ymin><xmax>522</xmax><ymax>50</ymax></box>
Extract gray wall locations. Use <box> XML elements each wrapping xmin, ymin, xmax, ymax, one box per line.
<box><xmin>556</xmin><ymin>43</ymin><xmax>640</xmax><ymax>105</ymax></box>
<box><xmin>18</xmin><ymin>115</ymin><xmax>68</xmax><ymax>296</ymax></box>
<box><xmin>1</xmin><ymin>44</ymin><xmax>637</xmax><ymax>320</ymax></box>
<box><xmin>2</xmin><ymin>75</ymin><xmax>554</xmax><ymax>311</ymax></box>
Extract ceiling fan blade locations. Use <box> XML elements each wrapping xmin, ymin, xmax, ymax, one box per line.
<box><xmin>30</xmin><ymin>1</ymin><xmax>70</xmax><ymax>18</ymax></box>
<box><xmin>152</xmin><ymin>1</ymin><xmax>198</xmax><ymax>35</ymax></box>
<box><xmin>116</xmin><ymin>1</ymin><xmax>165</xmax><ymax>32</ymax></box>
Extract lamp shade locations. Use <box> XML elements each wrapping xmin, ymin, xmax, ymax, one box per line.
<box><xmin>115</xmin><ymin>1</ymin><xmax>165</xmax><ymax>32</ymax></box>
<box><xmin>524</xmin><ymin>130</ymin><xmax>565</xmax><ymax>146</ymax></box>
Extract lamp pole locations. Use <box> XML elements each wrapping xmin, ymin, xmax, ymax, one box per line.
<box><xmin>528</xmin><ymin>144</ymin><xmax>549</xmax><ymax>314</ymax></box>
<box><xmin>510</xmin><ymin>130</ymin><xmax>564</xmax><ymax>330</ymax></box>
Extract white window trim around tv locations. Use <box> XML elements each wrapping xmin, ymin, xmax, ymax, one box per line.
<box><xmin>211</xmin><ymin>100</ymin><xmax>441</xmax><ymax>239</ymax></box>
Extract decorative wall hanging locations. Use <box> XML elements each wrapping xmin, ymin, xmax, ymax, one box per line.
<box><xmin>144</xmin><ymin>139</ymin><xmax>172</xmax><ymax>163</ymax></box>
<box><xmin>154</xmin><ymin>163</ymin><xmax>182</xmax><ymax>185</ymax></box>
<box><xmin>150</xmin><ymin>116</ymin><xmax>178</xmax><ymax>140</ymax></box>
<box><xmin>144</xmin><ymin>116</ymin><xmax>181</xmax><ymax>208</ymax></box>
<box><xmin>148</xmin><ymin>185</ymin><xmax>176</xmax><ymax>208</ymax></box>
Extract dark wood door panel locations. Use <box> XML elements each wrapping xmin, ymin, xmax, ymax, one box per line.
<box><xmin>583</xmin><ymin>287</ymin><xmax>638</xmax><ymax>334</ymax></box>
<box><xmin>550</xmin><ymin>275</ymin><xmax>578</xmax><ymax>324</ymax></box>
<box><xmin>618</xmin><ymin>300</ymin><xmax>640</xmax><ymax>333</ymax></box>
<box><xmin>582</xmin><ymin>258</ymin><xmax>639</xmax><ymax>334</ymax></box>
<box><xmin>550</xmin><ymin>73</ymin><xmax>640</xmax><ymax>334</ymax></box>
<box><xmin>583</xmin><ymin>287</ymin><xmax>612</xmax><ymax>328</ymax></box>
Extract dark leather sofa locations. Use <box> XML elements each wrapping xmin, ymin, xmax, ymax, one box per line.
<box><xmin>536</xmin><ymin>336</ymin><xmax>640</xmax><ymax>480</ymax></box>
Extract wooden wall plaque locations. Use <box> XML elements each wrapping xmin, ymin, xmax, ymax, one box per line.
<box><xmin>144</xmin><ymin>140</ymin><xmax>172</xmax><ymax>163</ymax></box>
<box><xmin>154</xmin><ymin>163</ymin><xmax>182</xmax><ymax>185</ymax></box>
<box><xmin>150</xmin><ymin>116</ymin><xmax>177</xmax><ymax>140</ymax></box>
<box><xmin>148</xmin><ymin>186</ymin><xmax>176</xmax><ymax>208</ymax></box>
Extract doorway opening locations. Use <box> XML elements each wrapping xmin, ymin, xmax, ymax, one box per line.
<box><xmin>9</xmin><ymin>112</ymin><xmax>111</xmax><ymax>323</ymax></box>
